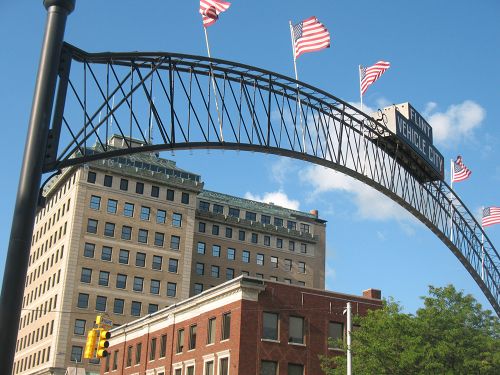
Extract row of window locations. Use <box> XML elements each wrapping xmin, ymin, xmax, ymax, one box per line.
<box><xmin>199</xmin><ymin>200</ymin><xmax>311</xmax><ymax>233</ymax></box>
<box><xmin>26</xmin><ymin>244</ymin><xmax>64</xmax><ymax>288</ymax></box>
<box><xmin>196</xmin><ymin>242</ymin><xmax>307</xmax><ymax>272</ymax></box>
<box><xmin>87</xmin><ymin>171</ymin><xmax>191</xmax><ymax>204</ymax></box>
<box><xmin>31</xmin><ymin>214</ymin><xmax>68</xmax><ymax>265</ymax></box>
<box><xmin>199</xmin><ymin>223</ymin><xmax>309</xmax><ymax>253</ymax></box>
<box><xmin>16</xmin><ymin>319</ymin><xmax>54</xmax><ymax>354</ymax></box>
<box><xmin>13</xmin><ymin>345</ymin><xmax>51</xmax><ymax>374</ymax></box>
<box><xmin>23</xmin><ymin>269</ymin><xmax>61</xmax><ymax>309</ymax></box>
<box><xmin>35</xmin><ymin>172</ymin><xmax>75</xmax><ymax>224</ymax></box>
<box><xmin>86</xmin><ymin>218</ymin><xmax>182</xmax><ymax>247</ymax></box>
<box><xmin>20</xmin><ymin>293</ymin><xmax>57</xmax><ymax>331</ymax></box>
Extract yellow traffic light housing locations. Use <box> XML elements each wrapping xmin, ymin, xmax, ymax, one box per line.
<box><xmin>84</xmin><ymin>329</ymin><xmax>98</xmax><ymax>359</ymax></box>
<box><xmin>96</xmin><ymin>329</ymin><xmax>111</xmax><ymax>358</ymax></box>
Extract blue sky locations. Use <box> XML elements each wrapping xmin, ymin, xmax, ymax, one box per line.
<box><xmin>1</xmin><ymin>1</ymin><xmax>499</xmax><ymax>313</ymax></box>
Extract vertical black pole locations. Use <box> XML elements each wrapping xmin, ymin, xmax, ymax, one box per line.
<box><xmin>0</xmin><ymin>1</ymin><xmax>75</xmax><ymax>373</ymax></box>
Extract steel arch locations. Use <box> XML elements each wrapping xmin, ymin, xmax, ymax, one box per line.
<box><xmin>45</xmin><ymin>43</ymin><xmax>499</xmax><ymax>314</ymax></box>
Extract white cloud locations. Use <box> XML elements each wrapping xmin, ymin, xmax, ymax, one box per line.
<box><xmin>244</xmin><ymin>190</ymin><xmax>300</xmax><ymax>210</ymax></box>
<box><xmin>300</xmin><ymin>165</ymin><xmax>414</xmax><ymax>223</ymax></box>
<box><xmin>270</xmin><ymin>157</ymin><xmax>296</xmax><ymax>186</ymax></box>
<box><xmin>426</xmin><ymin>100</ymin><xmax>485</xmax><ymax>146</ymax></box>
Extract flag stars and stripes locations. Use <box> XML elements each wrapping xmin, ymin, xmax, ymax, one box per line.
<box><xmin>482</xmin><ymin>207</ymin><xmax>500</xmax><ymax>227</ymax></box>
<box><xmin>359</xmin><ymin>61</ymin><xmax>390</xmax><ymax>96</ymax></box>
<box><xmin>292</xmin><ymin>16</ymin><xmax>331</xmax><ymax>59</ymax></box>
<box><xmin>200</xmin><ymin>0</ymin><xmax>231</xmax><ymax>27</ymax></box>
<box><xmin>452</xmin><ymin>155</ymin><xmax>472</xmax><ymax>183</ymax></box>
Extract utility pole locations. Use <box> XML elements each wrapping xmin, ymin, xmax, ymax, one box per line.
<box><xmin>0</xmin><ymin>1</ymin><xmax>75</xmax><ymax>373</ymax></box>
<box><xmin>346</xmin><ymin>302</ymin><xmax>352</xmax><ymax>375</ymax></box>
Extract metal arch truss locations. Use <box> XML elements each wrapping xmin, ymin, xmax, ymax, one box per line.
<box><xmin>45</xmin><ymin>43</ymin><xmax>499</xmax><ymax>314</ymax></box>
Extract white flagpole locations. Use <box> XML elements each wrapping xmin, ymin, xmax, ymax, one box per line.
<box><xmin>450</xmin><ymin>159</ymin><xmax>454</xmax><ymax>243</ymax></box>
<box><xmin>203</xmin><ymin>26</ymin><xmax>224</xmax><ymax>142</ymax></box>
<box><xmin>289</xmin><ymin>21</ymin><xmax>306</xmax><ymax>152</ymax></box>
<box><xmin>359</xmin><ymin>65</ymin><xmax>363</xmax><ymax>112</ymax></box>
<box><xmin>108</xmin><ymin>95</ymin><xmax>115</xmax><ymax>144</ymax></box>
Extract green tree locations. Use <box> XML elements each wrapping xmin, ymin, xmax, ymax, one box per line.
<box><xmin>320</xmin><ymin>285</ymin><xmax>500</xmax><ymax>375</ymax></box>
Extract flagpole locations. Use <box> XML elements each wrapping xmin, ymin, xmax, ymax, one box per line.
<box><xmin>450</xmin><ymin>159</ymin><xmax>454</xmax><ymax>243</ymax></box>
<box><xmin>289</xmin><ymin>21</ymin><xmax>306</xmax><ymax>152</ymax></box>
<box><xmin>359</xmin><ymin>65</ymin><xmax>363</xmax><ymax>112</ymax></box>
<box><xmin>203</xmin><ymin>26</ymin><xmax>224</xmax><ymax>142</ymax></box>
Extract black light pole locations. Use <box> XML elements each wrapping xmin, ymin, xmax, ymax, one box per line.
<box><xmin>0</xmin><ymin>1</ymin><xmax>75</xmax><ymax>373</ymax></box>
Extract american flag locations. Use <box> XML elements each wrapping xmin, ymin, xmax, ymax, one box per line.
<box><xmin>452</xmin><ymin>155</ymin><xmax>471</xmax><ymax>182</ymax></box>
<box><xmin>359</xmin><ymin>61</ymin><xmax>390</xmax><ymax>95</ymax></box>
<box><xmin>199</xmin><ymin>0</ymin><xmax>231</xmax><ymax>27</ymax></box>
<box><xmin>292</xmin><ymin>17</ymin><xmax>330</xmax><ymax>59</ymax></box>
<box><xmin>482</xmin><ymin>207</ymin><xmax>500</xmax><ymax>227</ymax></box>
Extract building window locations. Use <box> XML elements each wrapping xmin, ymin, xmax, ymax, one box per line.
<box><xmin>187</xmin><ymin>366</ymin><xmax>195</xmax><ymax>375</ymax></box>
<box><xmin>84</xmin><ymin>243</ymin><xmax>95</xmax><ymax>258</ymax></box>
<box><xmin>151</xmin><ymin>185</ymin><xmax>160</xmax><ymax>197</ymax></box>
<box><xmin>95</xmin><ymin>296</ymin><xmax>107</xmax><ymax>312</ymax></box>
<box><xmin>168</xmin><ymin>259</ymin><xmax>178</xmax><ymax>273</ymax></box>
<box><xmin>138</xmin><ymin>229</ymin><xmax>148</xmax><ymax>243</ymax></box>
<box><xmin>160</xmin><ymin>334</ymin><xmax>167</xmax><ymax>357</ymax></box>
<box><xmin>298</xmin><ymin>262</ymin><xmax>306</xmax><ymax>274</ymax></box>
<box><xmin>199</xmin><ymin>222</ymin><xmax>206</xmax><ymax>232</ymax></box>
<box><xmin>196</xmin><ymin>262</ymin><xmax>205</xmax><ymax>275</ymax></box>
<box><xmin>157</xmin><ymin>209</ymin><xmax>167</xmax><ymax>224</ymax></box>
<box><xmin>289</xmin><ymin>316</ymin><xmax>304</xmax><ymax>344</ymax></box>
<box><xmin>113</xmin><ymin>299</ymin><xmax>124</xmax><ymax>314</ymax></box>
<box><xmin>284</xmin><ymin>259</ymin><xmax>292</xmax><ymax>271</ymax></box>
<box><xmin>227</xmin><ymin>248</ymin><xmax>235</xmax><ymax>260</ymax></box>
<box><xmin>181</xmin><ymin>192</ymin><xmax>190</xmax><ymax>204</ymax></box>
<box><xmin>148</xmin><ymin>303</ymin><xmax>159</xmax><ymax>314</ymax></box>
<box><xmin>80</xmin><ymin>268</ymin><xmax>92</xmax><ymax>283</ymax></box>
<box><xmin>197</xmin><ymin>242</ymin><xmax>206</xmax><ymax>254</ymax></box>
<box><xmin>152</xmin><ymin>255</ymin><xmax>163</xmax><ymax>270</ymax></box>
<box><xmin>150</xmin><ymin>337</ymin><xmax>157</xmax><ymax>361</ymax></box>
<box><xmin>104</xmin><ymin>175</ymin><xmax>113</xmax><ymax>187</ymax></box>
<box><xmin>226</xmin><ymin>268</ymin><xmax>234</xmax><ymax>280</ymax></box>
<box><xmin>297</xmin><ymin>281</ymin><xmax>306</xmax><ymax>286</ymax></box>
<box><xmin>154</xmin><ymin>232</ymin><xmax>165</xmax><ymax>247</ymax></box>
<box><xmin>135</xmin><ymin>342</ymin><xmax>142</xmax><ymax>364</ymax></box>
<box><xmin>256</xmin><ymin>253</ymin><xmax>264</xmax><ymax>266</ymax></box>
<box><xmin>189</xmin><ymin>324</ymin><xmax>197</xmax><ymax>350</ymax></box>
<box><xmin>284</xmin><ymin>278</ymin><xmax>292</xmax><ymax>284</ymax></box>
<box><xmin>300</xmin><ymin>243</ymin><xmax>307</xmax><ymax>254</ymax></box>
<box><xmin>150</xmin><ymin>279</ymin><xmax>160</xmax><ymax>295</ymax></box>
<box><xmin>70</xmin><ymin>346</ymin><xmax>83</xmax><ymax>363</ymax></box>
<box><xmin>140</xmin><ymin>206</ymin><xmax>150</xmax><ymax>221</ymax></box>
<box><xmin>87</xmin><ymin>171</ymin><xmax>96</xmax><ymax>183</ymax></box>
<box><xmin>228</xmin><ymin>207</ymin><xmax>240</xmax><ymax>218</ymax></box>
<box><xmin>222</xmin><ymin>312</ymin><xmax>231</xmax><ymax>340</ymax></box>
<box><xmin>87</xmin><ymin>219</ymin><xmax>98</xmax><ymax>234</ymax></box>
<box><xmin>131</xmin><ymin>301</ymin><xmax>141</xmax><ymax>316</ymax></box>
<box><xmin>328</xmin><ymin>322</ymin><xmax>344</xmax><ymax>349</ymax></box>
<box><xmin>261</xmin><ymin>215</ymin><xmax>271</xmax><ymax>224</ymax></box>
<box><xmin>194</xmin><ymin>283</ymin><xmax>203</xmax><ymax>295</ymax></box>
<box><xmin>288</xmin><ymin>364</ymin><xmax>304</xmax><ymax>375</ymax></box>
<box><xmin>212</xmin><ymin>245</ymin><xmax>221</xmax><ymax>257</ymax></box>
<box><xmin>172</xmin><ymin>213</ymin><xmax>182</xmax><ymax>227</ymax></box>
<box><xmin>77</xmin><ymin>293</ymin><xmax>89</xmax><ymax>308</ymax></box>
<box><xmin>211</xmin><ymin>265</ymin><xmax>220</xmax><ymax>278</ymax></box>
<box><xmin>98</xmin><ymin>271</ymin><xmax>110</xmax><ymax>286</ymax></box>
<box><xmin>300</xmin><ymin>223</ymin><xmax>310</xmax><ymax>233</ymax></box>
<box><xmin>135</xmin><ymin>182</ymin><xmax>144</xmax><ymax>194</ymax></box>
<box><xmin>219</xmin><ymin>358</ymin><xmax>229</xmax><ymax>375</ymax></box>
<box><xmin>74</xmin><ymin>319</ymin><xmax>86</xmax><ymax>335</ymax></box>
<box><xmin>274</xmin><ymin>217</ymin><xmax>284</xmax><ymax>227</ymax></box>
<box><xmin>136</xmin><ymin>252</ymin><xmax>146</xmax><ymax>267</ymax></box>
<box><xmin>245</xmin><ymin>211</ymin><xmax>257</xmax><ymax>221</ymax></box>
<box><xmin>287</xmin><ymin>220</ymin><xmax>296</xmax><ymax>230</ymax></box>
<box><xmin>257</xmin><ymin>273</ymin><xmax>264</xmax><ymax>279</ymax></box>
<box><xmin>238</xmin><ymin>230</ymin><xmax>245</xmax><ymax>241</ymax></box>
<box><xmin>170</xmin><ymin>235</ymin><xmax>180</xmax><ymax>250</ymax></box>
<box><xmin>270</xmin><ymin>256</ymin><xmax>278</xmax><ymax>268</ymax></box>
<box><xmin>205</xmin><ymin>361</ymin><xmax>214</xmax><ymax>375</ymax></box>
<box><xmin>176</xmin><ymin>329</ymin><xmax>184</xmax><ymax>353</ymax></box>
<box><xmin>263</xmin><ymin>312</ymin><xmax>279</xmax><ymax>340</ymax></box>
<box><xmin>167</xmin><ymin>281</ymin><xmax>177</xmax><ymax>296</ymax></box>
<box><xmin>104</xmin><ymin>222</ymin><xmax>115</xmax><ymax>237</ymax></box>
<box><xmin>119</xmin><ymin>249</ymin><xmax>129</xmax><ymax>264</ymax></box>
<box><xmin>107</xmin><ymin>199</ymin><xmax>117</xmax><ymax>214</ymax></box>
<box><xmin>120</xmin><ymin>178</ymin><xmax>128</xmax><ymax>191</ymax></box>
<box><xmin>261</xmin><ymin>361</ymin><xmax>278</xmax><ymax>375</ymax></box>
<box><xmin>123</xmin><ymin>202</ymin><xmax>134</xmax><ymax>217</ymax></box>
<box><xmin>213</xmin><ymin>204</ymin><xmax>223</xmax><ymax>214</ymax></box>
<box><xmin>100</xmin><ymin>242</ymin><xmax>114</xmax><ymax>262</ymax></box>
<box><xmin>199</xmin><ymin>201</ymin><xmax>210</xmax><ymax>212</ymax></box>
<box><xmin>264</xmin><ymin>235</ymin><xmax>271</xmax><ymax>246</ymax></box>
<box><xmin>133</xmin><ymin>277</ymin><xmax>144</xmax><ymax>292</ymax></box>
<box><xmin>277</xmin><ymin>238</ymin><xmax>283</xmax><ymax>248</ymax></box>
<box><xmin>289</xmin><ymin>241</ymin><xmax>295</xmax><ymax>251</ymax></box>
<box><xmin>126</xmin><ymin>345</ymin><xmax>132</xmax><ymax>367</ymax></box>
<box><xmin>121</xmin><ymin>225</ymin><xmax>132</xmax><ymax>240</ymax></box>
<box><xmin>225</xmin><ymin>227</ymin><xmax>232</xmax><ymax>238</ymax></box>
<box><xmin>207</xmin><ymin>317</ymin><xmax>216</xmax><ymax>344</ymax></box>
<box><xmin>112</xmin><ymin>350</ymin><xmax>118</xmax><ymax>370</ymax></box>
<box><xmin>166</xmin><ymin>189</ymin><xmax>175</xmax><ymax>201</ymax></box>
<box><xmin>251</xmin><ymin>233</ymin><xmax>258</xmax><ymax>244</ymax></box>
<box><xmin>90</xmin><ymin>195</ymin><xmax>101</xmax><ymax>210</ymax></box>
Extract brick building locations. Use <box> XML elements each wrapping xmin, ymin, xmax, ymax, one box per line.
<box><xmin>103</xmin><ymin>276</ymin><xmax>382</xmax><ymax>375</ymax></box>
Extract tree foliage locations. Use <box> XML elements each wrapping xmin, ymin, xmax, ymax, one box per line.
<box><xmin>320</xmin><ymin>285</ymin><xmax>500</xmax><ymax>375</ymax></box>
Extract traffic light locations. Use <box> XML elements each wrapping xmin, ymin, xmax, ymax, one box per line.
<box><xmin>84</xmin><ymin>329</ymin><xmax>97</xmax><ymax>359</ymax></box>
<box><xmin>96</xmin><ymin>329</ymin><xmax>111</xmax><ymax>358</ymax></box>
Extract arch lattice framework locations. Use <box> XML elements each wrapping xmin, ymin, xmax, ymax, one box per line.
<box><xmin>45</xmin><ymin>43</ymin><xmax>499</xmax><ymax>314</ymax></box>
